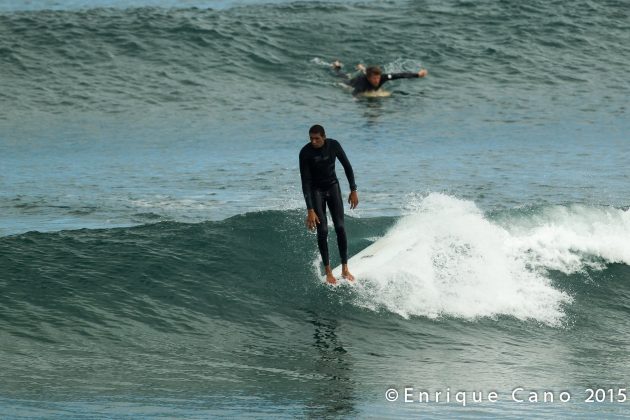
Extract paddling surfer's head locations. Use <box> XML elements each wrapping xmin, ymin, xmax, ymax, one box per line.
<box><xmin>365</xmin><ymin>66</ymin><xmax>382</xmax><ymax>87</ymax></box>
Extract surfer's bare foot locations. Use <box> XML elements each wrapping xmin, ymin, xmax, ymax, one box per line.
<box><xmin>324</xmin><ymin>266</ymin><xmax>337</xmax><ymax>285</ymax></box>
<box><xmin>341</xmin><ymin>264</ymin><xmax>355</xmax><ymax>282</ymax></box>
<box><xmin>325</xmin><ymin>273</ymin><xmax>337</xmax><ymax>285</ymax></box>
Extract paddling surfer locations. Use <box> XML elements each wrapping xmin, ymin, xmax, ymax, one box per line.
<box><xmin>332</xmin><ymin>60</ymin><xmax>428</xmax><ymax>95</ymax></box>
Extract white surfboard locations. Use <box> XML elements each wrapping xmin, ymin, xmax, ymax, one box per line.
<box><xmin>361</xmin><ymin>89</ymin><xmax>391</xmax><ymax>98</ymax></box>
<box><xmin>332</xmin><ymin>232</ymin><xmax>409</xmax><ymax>282</ymax></box>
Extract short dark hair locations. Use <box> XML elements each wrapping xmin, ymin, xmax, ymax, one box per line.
<box><xmin>366</xmin><ymin>66</ymin><xmax>382</xmax><ymax>77</ymax></box>
<box><xmin>309</xmin><ymin>124</ymin><xmax>326</xmax><ymax>137</ymax></box>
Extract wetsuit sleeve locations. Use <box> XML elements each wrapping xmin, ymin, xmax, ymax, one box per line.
<box><xmin>334</xmin><ymin>141</ymin><xmax>357</xmax><ymax>191</ymax></box>
<box><xmin>380</xmin><ymin>72</ymin><xmax>420</xmax><ymax>85</ymax></box>
<box><xmin>299</xmin><ymin>151</ymin><xmax>315</xmax><ymax>209</ymax></box>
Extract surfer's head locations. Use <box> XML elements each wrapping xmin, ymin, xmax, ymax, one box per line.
<box><xmin>366</xmin><ymin>66</ymin><xmax>382</xmax><ymax>87</ymax></box>
<box><xmin>308</xmin><ymin>124</ymin><xmax>326</xmax><ymax>149</ymax></box>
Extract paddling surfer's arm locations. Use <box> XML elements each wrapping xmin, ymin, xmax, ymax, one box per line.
<box><xmin>386</xmin><ymin>69</ymin><xmax>428</xmax><ymax>80</ymax></box>
<box><xmin>354</xmin><ymin>63</ymin><xmax>427</xmax><ymax>81</ymax></box>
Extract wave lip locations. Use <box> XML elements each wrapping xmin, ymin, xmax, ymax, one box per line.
<box><xmin>506</xmin><ymin>204</ymin><xmax>630</xmax><ymax>274</ymax></box>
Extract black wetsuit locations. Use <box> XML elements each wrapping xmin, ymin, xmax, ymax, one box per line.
<box><xmin>299</xmin><ymin>139</ymin><xmax>356</xmax><ymax>266</ymax></box>
<box><xmin>347</xmin><ymin>72</ymin><xmax>420</xmax><ymax>95</ymax></box>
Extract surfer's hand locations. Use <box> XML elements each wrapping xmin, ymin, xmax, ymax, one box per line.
<box><xmin>306</xmin><ymin>209</ymin><xmax>320</xmax><ymax>230</ymax></box>
<box><xmin>331</xmin><ymin>60</ymin><xmax>342</xmax><ymax>69</ymax></box>
<box><xmin>418</xmin><ymin>69</ymin><xmax>428</xmax><ymax>78</ymax></box>
<box><xmin>356</xmin><ymin>64</ymin><xmax>366</xmax><ymax>73</ymax></box>
<box><xmin>348</xmin><ymin>191</ymin><xmax>359</xmax><ymax>209</ymax></box>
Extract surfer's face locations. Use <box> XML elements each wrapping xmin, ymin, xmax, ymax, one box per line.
<box><xmin>367</xmin><ymin>73</ymin><xmax>381</xmax><ymax>87</ymax></box>
<box><xmin>309</xmin><ymin>133</ymin><xmax>325</xmax><ymax>149</ymax></box>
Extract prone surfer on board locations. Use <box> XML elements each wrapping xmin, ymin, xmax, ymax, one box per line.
<box><xmin>332</xmin><ymin>60</ymin><xmax>428</xmax><ymax>95</ymax></box>
<box><xmin>299</xmin><ymin>124</ymin><xmax>359</xmax><ymax>285</ymax></box>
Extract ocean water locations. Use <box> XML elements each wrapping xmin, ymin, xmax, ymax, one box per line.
<box><xmin>1</xmin><ymin>0</ymin><xmax>629</xmax><ymax>418</ymax></box>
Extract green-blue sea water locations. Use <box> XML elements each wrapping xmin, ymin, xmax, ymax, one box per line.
<box><xmin>1</xmin><ymin>0</ymin><xmax>629</xmax><ymax>417</ymax></box>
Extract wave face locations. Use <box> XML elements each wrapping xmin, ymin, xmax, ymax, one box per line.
<box><xmin>3</xmin><ymin>195</ymin><xmax>628</xmax><ymax>330</ymax></box>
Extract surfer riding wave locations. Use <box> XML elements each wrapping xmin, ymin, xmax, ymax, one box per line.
<box><xmin>299</xmin><ymin>124</ymin><xmax>359</xmax><ymax>284</ymax></box>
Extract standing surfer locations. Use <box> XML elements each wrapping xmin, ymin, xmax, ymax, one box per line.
<box><xmin>299</xmin><ymin>124</ymin><xmax>359</xmax><ymax>285</ymax></box>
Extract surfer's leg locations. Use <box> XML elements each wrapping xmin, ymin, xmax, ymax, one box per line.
<box><xmin>327</xmin><ymin>183</ymin><xmax>354</xmax><ymax>281</ymax></box>
<box><xmin>330</xmin><ymin>61</ymin><xmax>354</xmax><ymax>89</ymax></box>
<box><xmin>313</xmin><ymin>189</ymin><xmax>330</xmax><ymax>266</ymax></box>
<box><xmin>315</xmin><ymin>189</ymin><xmax>337</xmax><ymax>284</ymax></box>
<box><xmin>328</xmin><ymin>183</ymin><xmax>348</xmax><ymax>263</ymax></box>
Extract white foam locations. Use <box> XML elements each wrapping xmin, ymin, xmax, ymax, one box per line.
<box><xmin>311</xmin><ymin>57</ymin><xmax>334</xmax><ymax>67</ymax></box>
<box><xmin>384</xmin><ymin>57</ymin><xmax>424</xmax><ymax>73</ymax></box>
<box><xmin>505</xmin><ymin>204</ymin><xmax>630</xmax><ymax>273</ymax></box>
<box><xmin>331</xmin><ymin>193</ymin><xmax>628</xmax><ymax>325</ymax></box>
